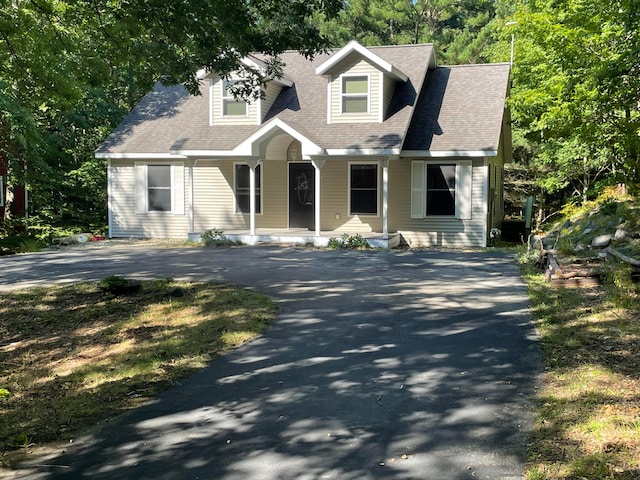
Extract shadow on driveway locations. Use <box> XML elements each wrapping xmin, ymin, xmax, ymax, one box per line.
<box><xmin>1</xmin><ymin>246</ymin><xmax>540</xmax><ymax>479</ymax></box>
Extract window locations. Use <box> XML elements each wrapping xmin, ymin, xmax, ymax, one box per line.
<box><xmin>411</xmin><ymin>161</ymin><xmax>472</xmax><ymax>220</ymax></box>
<box><xmin>135</xmin><ymin>162</ymin><xmax>184</xmax><ymax>215</ymax></box>
<box><xmin>235</xmin><ymin>164</ymin><xmax>261</xmax><ymax>214</ymax></box>
<box><xmin>147</xmin><ymin>165</ymin><xmax>172</xmax><ymax>212</ymax></box>
<box><xmin>426</xmin><ymin>164</ymin><xmax>456</xmax><ymax>216</ymax></box>
<box><xmin>341</xmin><ymin>75</ymin><xmax>369</xmax><ymax>114</ymax></box>
<box><xmin>0</xmin><ymin>175</ymin><xmax>4</xmax><ymax>207</ymax></box>
<box><xmin>222</xmin><ymin>80</ymin><xmax>248</xmax><ymax>116</ymax></box>
<box><xmin>350</xmin><ymin>163</ymin><xmax>377</xmax><ymax>215</ymax></box>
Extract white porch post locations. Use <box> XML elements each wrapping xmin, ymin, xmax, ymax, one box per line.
<box><xmin>246</xmin><ymin>158</ymin><xmax>261</xmax><ymax>236</ymax></box>
<box><xmin>382</xmin><ymin>157</ymin><xmax>389</xmax><ymax>238</ymax></box>
<box><xmin>188</xmin><ymin>159</ymin><xmax>195</xmax><ymax>235</ymax></box>
<box><xmin>311</xmin><ymin>157</ymin><xmax>326</xmax><ymax>237</ymax></box>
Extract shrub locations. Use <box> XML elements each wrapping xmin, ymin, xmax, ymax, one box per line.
<box><xmin>98</xmin><ymin>275</ymin><xmax>142</xmax><ymax>295</ymax></box>
<box><xmin>328</xmin><ymin>233</ymin><xmax>370</xmax><ymax>250</ymax></box>
<box><xmin>201</xmin><ymin>228</ymin><xmax>239</xmax><ymax>247</ymax></box>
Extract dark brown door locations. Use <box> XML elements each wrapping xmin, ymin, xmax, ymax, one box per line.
<box><xmin>289</xmin><ymin>163</ymin><xmax>315</xmax><ymax>230</ymax></box>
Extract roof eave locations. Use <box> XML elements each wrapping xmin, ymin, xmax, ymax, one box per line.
<box><xmin>315</xmin><ymin>40</ymin><xmax>408</xmax><ymax>82</ymax></box>
<box><xmin>400</xmin><ymin>149</ymin><xmax>498</xmax><ymax>158</ymax></box>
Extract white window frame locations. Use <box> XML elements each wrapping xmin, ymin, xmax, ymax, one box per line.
<box><xmin>348</xmin><ymin>161</ymin><xmax>379</xmax><ymax>216</ymax></box>
<box><xmin>340</xmin><ymin>73</ymin><xmax>370</xmax><ymax>115</ymax></box>
<box><xmin>411</xmin><ymin>160</ymin><xmax>472</xmax><ymax>220</ymax></box>
<box><xmin>233</xmin><ymin>162</ymin><xmax>263</xmax><ymax>215</ymax></box>
<box><xmin>0</xmin><ymin>175</ymin><xmax>4</xmax><ymax>207</ymax></box>
<box><xmin>135</xmin><ymin>162</ymin><xmax>184</xmax><ymax>215</ymax></box>
<box><xmin>146</xmin><ymin>164</ymin><xmax>173</xmax><ymax>213</ymax></box>
<box><xmin>221</xmin><ymin>79</ymin><xmax>249</xmax><ymax>117</ymax></box>
<box><xmin>426</xmin><ymin>163</ymin><xmax>457</xmax><ymax>217</ymax></box>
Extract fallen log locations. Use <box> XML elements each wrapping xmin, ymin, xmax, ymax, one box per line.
<box><xmin>543</xmin><ymin>252</ymin><xmax>563</xmax><ymax>282</ymax></box>
<box><xmin>605</xmin><ymin>246</ymin><xmax>640</xmax><ymax>267</ymax></box>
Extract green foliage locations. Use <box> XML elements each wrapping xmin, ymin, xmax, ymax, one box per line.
<box><xmin>17</xmin><ymin>238</ymin><xmax>43</xmax><ymax>253</ymax></box>
<box><xmin>328</xmin><ymin>233</ymin><xmax>370</xmax><ymax>250</ymax></box>
<box><xmin>0</xmin><ymin>389</ymin><xmax>10</xmax><ymax>400</ymax></box>
<box><xmin>0</xmin><ymin>0</ymin><xmax>342</xmax><ymax>235</ymax></box>
<box><xmin>0</xmin><ymin>231</ymin><xmax>48</xmax><ymax>255</ymax></box>
<box><xmin>316</xmin><ymin>0</ymin><xmax>498</xmax><ymax>64</ymax></box>
<box><xmin>201</xmin><ymin>229</ymin><xmax>239</xmax><ymax>247</ymax></box>
<box><xmin>508</xmin><ymin>0</ymin><xmax>640</xmax><ymax>207</ymax></box>
<box><xmin>98</xmin><ymin>276</ymin><xmax>129</xmax><ymax>290</ymax></box>
<box><xmin>98</xmin><ymin>275</ymin><xmax>143</xmax><ymax>295</ymax></box>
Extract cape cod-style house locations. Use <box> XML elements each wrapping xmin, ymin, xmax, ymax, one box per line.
<box><xmin>96</xmin><ymin>41</ymin><xmax>512</xmax><ymax>248</ymax></box>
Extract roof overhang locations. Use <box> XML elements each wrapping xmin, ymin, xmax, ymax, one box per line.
<box><xmin>400</xmin><ymin>149</ymin><xmax>498</xmax><ymax>158</ymax></box>
<box><xmin>169</xmin><ymin>119</ymin><xmax>324</xmax><ymax>159</ymax></box>
<box><xmin>325</xmin><ymin>148</ymin><xmax>400</xmax><ymax>156</ymax></box>
<box><xmin>95</xmin><ymin>152</ymin><xmax>187</xmax><ymax>159</ymax></box>
<box><xmin>315</xmin><ymin>40</ymin><xmax>408</xmax><ymax>82</ymax></box>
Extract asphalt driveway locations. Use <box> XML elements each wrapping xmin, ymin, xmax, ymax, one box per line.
<box><xmin>0</xmin><ymin>244</ymin><xmax>540</xmax><ymax>479</ymax></box>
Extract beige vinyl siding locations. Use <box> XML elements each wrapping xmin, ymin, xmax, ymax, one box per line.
<box><xmin>210</xmin><ymin>78</ymin><xmax>259</xmax><ymax>126</ymax></box>
<box><xmin>109</xmin><ymin>159</ymin><xmax>189</xmax><ymax>238</ymax></box>
<box><xmin>382</xmin><ymin>75</ymin><xmax>396</xmax><ymax>120</ymax></box>
<box><xmin>191</xmin><ymin>157</ymin><xmax>288</xmax><ymax>232</ymax></box>
<box><xmin>390</xmin><ymin>158</ymin><xmax>488</xmax><ymax>247</ymax></box>
<box><xmin>191</xmin><ymin>161</ymin><xmax>244</xmax><ymax>232</ymax></box>
<box><xmin>319</xmin><ymin>160</ymin><xmax>382</xmax><ymax>233</ymax></box>
<box><xmin>258</xmin><ymin>160</ymin><xmax>287</xmax><ymax>228</ymax></box>
<box><xmin>260</xmin><ymin>81</ymin><xmax>283</xmax><ymax>122</ymax></box>
<box><xmin>329</xmin><ymin>57</ymin><xmax>381</xmax><ymax>124</ymax></box>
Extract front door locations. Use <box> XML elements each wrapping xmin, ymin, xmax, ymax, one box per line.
<box><xmin>289</xmin><ymin>163</ymin><xmax>315</xmax><ymax>230</ymax></box>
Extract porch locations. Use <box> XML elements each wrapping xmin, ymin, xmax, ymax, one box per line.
<box><xmin>188</xmin><ymin>229</ymin><xmax>402</xmax><ymax>249</ymax></box>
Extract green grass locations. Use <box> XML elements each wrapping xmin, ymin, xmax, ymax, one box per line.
<box><xmin>520</xmin><ymin>255</ymin><xmax>640</xmax><ymax>479</ymax></box>
<box><xmin>0</xmin><ymin>279</ymin><xmax>277</xmax><ymax>465</ymax></box>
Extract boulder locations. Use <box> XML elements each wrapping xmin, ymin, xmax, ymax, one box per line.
<box><xmin>54</xmin><ymin>233</ymin><xmax>92</xmax><ymax>246</ymax></box>
<box><xmin>591</xmin><ymin>234</ymin><xmax>612</xmax><ymax>249</ymax></box>
<box><xmin>614</xmin><ymin>229</ymin><xmax>630</xmax><ymax>242</ymax></box>
<box><xmin>530</xmin><ymin>235</ymin><xmax>544</xmax><ymax>250</ymax></box>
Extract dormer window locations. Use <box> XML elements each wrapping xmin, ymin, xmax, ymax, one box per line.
<box><xmin>222</xmin><ymin>80</ymin><xmax>248</xmax><ymax>116</ymax></box>
<box><xmin>341</xmin><ymin>75</ymin><xmax>369</xmax><ymax>114</ymax></box>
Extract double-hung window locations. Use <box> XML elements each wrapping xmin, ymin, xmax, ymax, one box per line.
<box><xmin>147</xmin><ymin>165</ymin><xmax>172</xmax><ymax>212</ymax></box>
<box><xmin>426</xmin><ymin>164</ymin><xmax>456</xmax><ymax>216</ymax></box>
<box><xmin>135</xmin><ymin>162</ymin><xmax>184</xmax><ymax>215</ymax></box>
<box><xmin>222</xmin><ymin>80</ymin><xmax>248</xmax><ymax>117</ymax></box>
<box><xmin>411</xmin><ymin>161</ymin><xmax>472</xmax><ymax>219</ymax></box>
<box><xmin>349</xmin><ymin>163</ymin><xmax>378</xmax><ymax>215</ymax></box>
<box><xmin>235</xmin><ymin>164</ymin><xmax>261</xmax><ymax>214</ymax></box>
<box><xmin>341</xmin><ymin>75</ymin><xmax>369</xmax><ymax>114</ymax></box>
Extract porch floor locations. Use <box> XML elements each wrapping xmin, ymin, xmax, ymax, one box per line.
<box><xmin>189</xmin><ymin>229</ymin><xmax>402</xmax><ymax>249</ymax></box>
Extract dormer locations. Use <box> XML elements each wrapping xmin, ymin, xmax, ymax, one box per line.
<box><xmin>316</xmin><ymin>41</ymin><xmax>408</xmax><ymax>124</ymax></box>
<box><xmin>208</xmin><ymin>56</ymin><xmax>292</xmax><ymax>126</ymax></box>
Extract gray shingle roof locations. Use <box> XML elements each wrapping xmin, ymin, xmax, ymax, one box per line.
<box><xmin>403</xmin><ymin>63</ymin><xmax>511</xmax><ymax>153</ymax></box>
<box><xmin>96</xmin><ymin>45</ymin><xmax>509</xmax><ymax>156</ymax></box>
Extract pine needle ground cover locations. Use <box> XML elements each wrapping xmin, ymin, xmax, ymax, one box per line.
<box><xmin>0</xmin><ymin>279</ymin><xmax>276</xmax><ymax>466</ymax></box>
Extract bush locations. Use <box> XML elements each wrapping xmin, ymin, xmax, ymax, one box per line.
<box><xmin>201</xmin><ymin>228</ymin><xmax>239</xmax><ymax>247</ymax></box>
<box><xmin>0</xmin><ymin>232</ymin><xmax>45</xmax><ymax>255</ymax></box>
<box><xmin>328</xmin><ymin>233</ymin><xmax>369</xmax><ymax>250</ymax></box>
<box><xmin>98</xmin><ymin>275</ymin><xmax>142</xmax><ymax>295</ymax></box>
